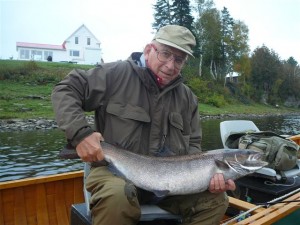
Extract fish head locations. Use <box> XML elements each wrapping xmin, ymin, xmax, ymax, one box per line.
<box><xmin>215</xmin><ymin>149</ymin><xmax>268</xmax><ymax>179</ymax></box>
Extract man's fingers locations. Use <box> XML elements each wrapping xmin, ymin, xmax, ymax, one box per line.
<box><xmin>226</xmin><ymin>179</ymin><xmax>236</xmax><ymax>191</ymax></box>
<box><xmin>217</xmin><ymin>173</ymin><xmax>226</xmax><ymax>191</ymax></box>
<box><xmin>76</xmin><ymin>132</ymin><xmax>105</xmax><ymax>162</ymax></box>
<box><xmin>209</xmin><ymin>174</ymin><xmax>236</xmax><ymax>193</ymax></box>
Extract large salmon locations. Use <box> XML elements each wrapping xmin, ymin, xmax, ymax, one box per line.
<box><xmin>60</xmin><ymin>142</ymin><xmax>268</xmax><ymax>196</ymax></box>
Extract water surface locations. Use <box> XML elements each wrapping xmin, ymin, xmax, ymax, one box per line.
<box><xmin>1</xmin><ymin>115</ymin><xmax>299</xmax><ymax>182</ymax></box>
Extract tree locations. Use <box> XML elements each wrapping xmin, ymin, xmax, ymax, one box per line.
<box><xmin>152</xmin><ymin>0</ymin><xmax>173</xmax><ymax>31</ymax></box>
<box><xmin>230</xmin><ymin>20</ymin><xmax>250</xmax><ymax>88</ymax></box>
<box><xmin>280</xmin><ymin>57</ymin><xmax>300</xmax><ymax>100</ymax></box>
<box><xmin>250</xmin><ymin>45</ymin><xmax>283</xmax><ymax>104</ymax></box>
<box><xmin>192</xmin><ymin>3</ymin><xmax>250</xmax><ymax>82</ymax></box>
<box><xmin>286</xmin><ymin>57</ymin><xmax>299</xmax><ymax>78</ymax></box>
<box><xmin>153</xmin><ymin>0</ymin><xmax>197</xmax><ymax>57</ymax></box>
<box><xmin>192</xmin><ymin>0</ymin><xmax>215</xmax><ymax>75</ymax></box>
<box><xmin>231</xmin><ymin>21</ymin><xmax>250</xmax><ymax>61</ymax></box>
<box><xmin>171</xmin><ymin>0</ymin><xmax>194</xmax><ymax>30</ymax></box>
<box><xmin>197</xmin><ymin>8</ymin><xmax>222</xmax><ymax>80</ymax></box>
<box><xmin>220</xmin><ymin>7</ymin><xmax>234</xmax><ymax>77</ymax></box>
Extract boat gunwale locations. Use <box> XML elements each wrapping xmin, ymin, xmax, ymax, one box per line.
<box><xmin>0</xmin><ymin>170</ymin><xmax>83</xmax><ymax>190</ymax></box>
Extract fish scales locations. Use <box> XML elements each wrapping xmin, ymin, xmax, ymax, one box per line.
<box><xmin>100</xmin><ymin>142</ymin><xmax>268</xmax><ymax>196</ymax></box>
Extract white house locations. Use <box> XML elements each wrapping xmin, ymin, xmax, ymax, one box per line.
<box><xmin>225</xmin><ymin>72</ymin><xmax>240</xmax><ymax>83</ymax></box>
<box><xmin>16</xmin><ymin>24</ymin><xmax>103</xmax><ymax>65</ymax></box>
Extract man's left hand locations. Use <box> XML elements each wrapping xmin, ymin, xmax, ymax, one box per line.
<box><xmin>208</xmin><ymin>173</ymin><xmax>236</xmax><ymax>193</ymax></box>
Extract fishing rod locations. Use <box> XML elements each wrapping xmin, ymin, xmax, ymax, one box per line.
<box><xmin>255</xmin><ymin>199</ymin><xmax>300</xmax><ymax>207</ymax></box>
<box><xmin>221</xmin><ymin>187</ymin><xmax>300</xmax><ymax>225</ymax></box>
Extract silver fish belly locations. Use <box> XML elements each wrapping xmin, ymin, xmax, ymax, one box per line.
<box><xmin>101</xmin><ymin>142</ymin><xmax>268</xmax><ymax>196</ymax></box>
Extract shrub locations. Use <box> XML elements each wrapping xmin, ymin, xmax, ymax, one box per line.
<box><xmin>205</xmin><ymin>94</ymin><xmax>226</xmax><ymax>107</ymax></box>
<box><xmin>186</xmin><ymin>77</ymin><xmax>210</xmax><ymax>101</ymax></box>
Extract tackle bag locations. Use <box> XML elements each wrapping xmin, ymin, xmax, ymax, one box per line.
<box><xmin>226</xmin><ymin>131</ymin><xmax>299</xmax><ymax>171</ymax></box>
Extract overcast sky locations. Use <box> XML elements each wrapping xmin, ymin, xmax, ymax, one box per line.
<box><xmin>1</xmin><ymin>0</ymin><xmax>299</xmax><ymax>63</ymax></box>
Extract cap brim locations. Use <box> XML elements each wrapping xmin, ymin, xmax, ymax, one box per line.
<box><xmin>155</xmin><ymin>38</ymin><xmax>194</xmax><ymax>58</ymax></box>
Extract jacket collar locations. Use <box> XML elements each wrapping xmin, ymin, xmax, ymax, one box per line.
<box><xmin>128</xmin><ymin>52</ymin><xmax>183</xmax><ymax>92</ymax></box>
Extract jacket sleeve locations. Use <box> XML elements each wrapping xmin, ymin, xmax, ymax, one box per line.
<box><xmin>51</xmin><ymin>66</ymin><xmax>110</xmax><ymax>146</ymax></box>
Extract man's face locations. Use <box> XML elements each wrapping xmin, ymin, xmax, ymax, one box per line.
<box><xmin>144</xmin><ymin>42</ymin><xmax>187</xmax><ymax>87</ymax></box>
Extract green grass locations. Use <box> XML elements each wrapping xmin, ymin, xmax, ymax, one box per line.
<box><xmin>0</xmin><ymin>80</ymin><xmax>297</xmax><ymax>120</ymax></box>
<box><xmin>199</xmin><ymin>103</ymin><xmax>298</xmax><ymax>115</ymax></box>
<box><xmin>0</xmin><ymin>59</ymin><xmax>93</xmax><ymax>71</ymax></box>
<box><xmin>0</xmin><ymin>59</ymin><xmax>299</xmax><ymax>120</ymax></box>
<box><xmin>0</xmin><ymin>81</ymin><xmax>54</xmax><ymax>119</ymax></box>
<box><xmin>0</xmin><ymin>60</ymin><xmax>95</xmax><ymax>119</ymax></box>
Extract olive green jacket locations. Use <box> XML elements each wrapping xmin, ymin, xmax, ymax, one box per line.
<box><xmin>51</xmin><ymin>55</ymin><xmax>202</xmax><ymax>155</ymax></box>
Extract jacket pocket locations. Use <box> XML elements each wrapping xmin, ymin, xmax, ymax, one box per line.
<box><xmin>168</xmin><ymin>112</ymin><xmax>189</xmax><ymax>155</ymax></box>
<box><xmin>106</xmin><ymin>102</ymin><xmax>150</xmax><ymax>122</ymax></box>
<box><xmin>104</xmin><ymin>102</ymin><xmax>150</xmax><ymax>152</ymax></box>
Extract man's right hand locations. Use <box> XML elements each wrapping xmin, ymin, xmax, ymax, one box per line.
<box><xmin>76</xmin><ymin>132</ymin><xmax>104</xmax><ymax>162</ymax></box>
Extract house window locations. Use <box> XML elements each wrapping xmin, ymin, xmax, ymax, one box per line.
<box><xmin>75</xmin><ymin>37</ymin><xmax>79</xmax><ymax>44</ymax></box>
<box><xmin>31</xmin><ymin>50</ymin><xmax>42</xmax><ymax>60</ymax></box>
<box><xmin>70</xmin><ymin>50</ymin><xmax>80</xmax><ymax>57</ymax></box>
<box><xmin>44</xmin><ymin>51</ymin><xmax>53</xmax><ymax>60</ymax></box>
<box><xmin>87</xmin><ymin>37</ymin><xmax>91</xmax><ymax>45</ymax></box>
<box><xmin>20</xmin><ymin>49</ymin><xmax>30</xmax><ymax>59</ymax></box>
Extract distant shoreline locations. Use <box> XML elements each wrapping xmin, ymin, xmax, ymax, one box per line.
<box><xmin>1</xmin><ymin>112</ymin><xmax>298</xmax><ymax>132</ymax></box>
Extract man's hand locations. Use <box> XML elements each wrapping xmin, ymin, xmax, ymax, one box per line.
<box><xmin>76</xmin><ymin>132</ymin><xmax>104</xmax><ymax>162</ymax></box>
<box><xmin>208</xmin><ymin>173</ymin><xmax>236</xmax><ymax>193</ymax></box>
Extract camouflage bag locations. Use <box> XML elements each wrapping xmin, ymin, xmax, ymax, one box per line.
<box><xmin>237</xmin><ymin>131</ymin><xmax>299</xmax><ymax>171</ymax></box>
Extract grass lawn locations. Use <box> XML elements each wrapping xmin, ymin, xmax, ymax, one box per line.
<box><xmin>0</xmin><ymin>60</ymin><xmax>299</xmax><ymax>120</ymax></box>
<box><xmin>199</xmin><ymin>103</ymin><xmax>298</xmax><ymax>116</ymax></box>
<box><xmin>0</xmin><ymin>81</ymin><xmax>54</xmax><ymax>119</ymax></box>
<box><xmin>0</xmin><ymin>80</ymin><xmax>299</xmax><ymax>120</ymax></box>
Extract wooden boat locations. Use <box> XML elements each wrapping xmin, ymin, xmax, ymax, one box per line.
<box><xmin>0</xmin><ymin>171</ymin><xmax>84</xmax><ymax>225</ymax></box>
<box><xmin>1</xmin><ymin>155</ymin><xmax>300</xmax><ymax>224</ymax></box>
<box><xmin>289</xmin><ymin>134</ymin><xmax>300</xmax><ymax>145</ymax></box>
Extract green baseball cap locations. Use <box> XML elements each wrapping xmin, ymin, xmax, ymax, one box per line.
<box><xmin>153</xmin><ymin>25</ymin><xmax>196</xmax><ymax>57</ymax></box>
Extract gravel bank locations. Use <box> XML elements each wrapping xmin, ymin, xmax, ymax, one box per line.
<box><xmin>1</xmin><ymin>113</ymin><xmax>293</xmax><ymax>132</ymax></box>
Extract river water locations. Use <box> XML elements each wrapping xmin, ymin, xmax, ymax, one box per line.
<box><xmin>1</xmin><ymin>115</ymin><xmax>300</xmax><ymax>182</ymax></box>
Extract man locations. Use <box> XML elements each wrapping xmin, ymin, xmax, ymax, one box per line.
<box><xmin>52</xmin><ymin>25</ymin><xmax>235</xmax><ymax>225</ymax></box>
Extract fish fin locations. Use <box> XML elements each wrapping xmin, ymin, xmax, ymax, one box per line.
<box><xmin>215</xmin><ymin>159</ymin><xmax>230</xmax><ymax>170</ymax></box>
<box><xmin>153</xmin><ymin>190</ymin><xmax>170</xmax><ymax>198</ymax></box>
<box><xmin>149</xmin><ymin>190</ymin><xmax>170</xmax><ymax>203</ymax></box>
<box><xmin>107</xmin><ymin>163</ymin><xmax>127</xmax><ymax>179</ymax></box>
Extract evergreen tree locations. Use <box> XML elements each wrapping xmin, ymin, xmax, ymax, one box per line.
<box><xmin>153</xmin><ymin>0</ymin><xmax>197</xmax><ymax>57</ymax></box>
<box><xmin>152</xmin><ymin>0</ymin><xmax>173</xmax><ymax>31</ymax></box>
<box><xmin>171</xmin><ymin>0</ymin><xmax>194</xmax><ymax>30</ymax></box>
<box><xmin>220</xmin><ymin>7</ymin><xmax>234</xmax><ymax>76</ymax></box>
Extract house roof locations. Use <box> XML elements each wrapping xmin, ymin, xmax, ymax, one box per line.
<box><xmin>225</xmin><ymin>72</ymin><xmax>239</xmax><ymax>78</ymax></box>
<box><xmin>64</xmin><ymin>24</ymin><xmax>100</xmax><ymax>44</ymax></box>
<box><xmin>16</xmin><ymin>24</ymin><xmax>99</xmax><ymax>53</ymax></box>
<box><xmin>16</xmin><ymin>42</ymin><xmax>66</xmax><ymax>50</ymax></box>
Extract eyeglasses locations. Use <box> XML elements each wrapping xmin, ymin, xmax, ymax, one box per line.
<box><xmin>150</xmin><ymin>44</ymin><xmax>186</xmax><ymax>69</ymax></box>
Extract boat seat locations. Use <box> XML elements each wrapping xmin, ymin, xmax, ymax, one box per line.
<box><xmin>220</xmin><ymin>120</ymin><xmax>260</xmax><ymax>148</ymax></box>
<box><xmin>81</xmin><ymin>162</ymin><xmax>182</xmax><ymax>223</ymax></box>
<box><xmin>219</xmin><ymin>120</ymin><xmax>300</xmax><ymax>180</ymax></box>
<box><xmin>71</xmin><ymin>203</ymin><xmax>92</xmax><ymax>225</ymax></box>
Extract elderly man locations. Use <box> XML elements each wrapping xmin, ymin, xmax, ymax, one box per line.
<box><xmin>52</xmin><ymin>25</ymin><xmax>235</xmax><ymax>225</ymax></box>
